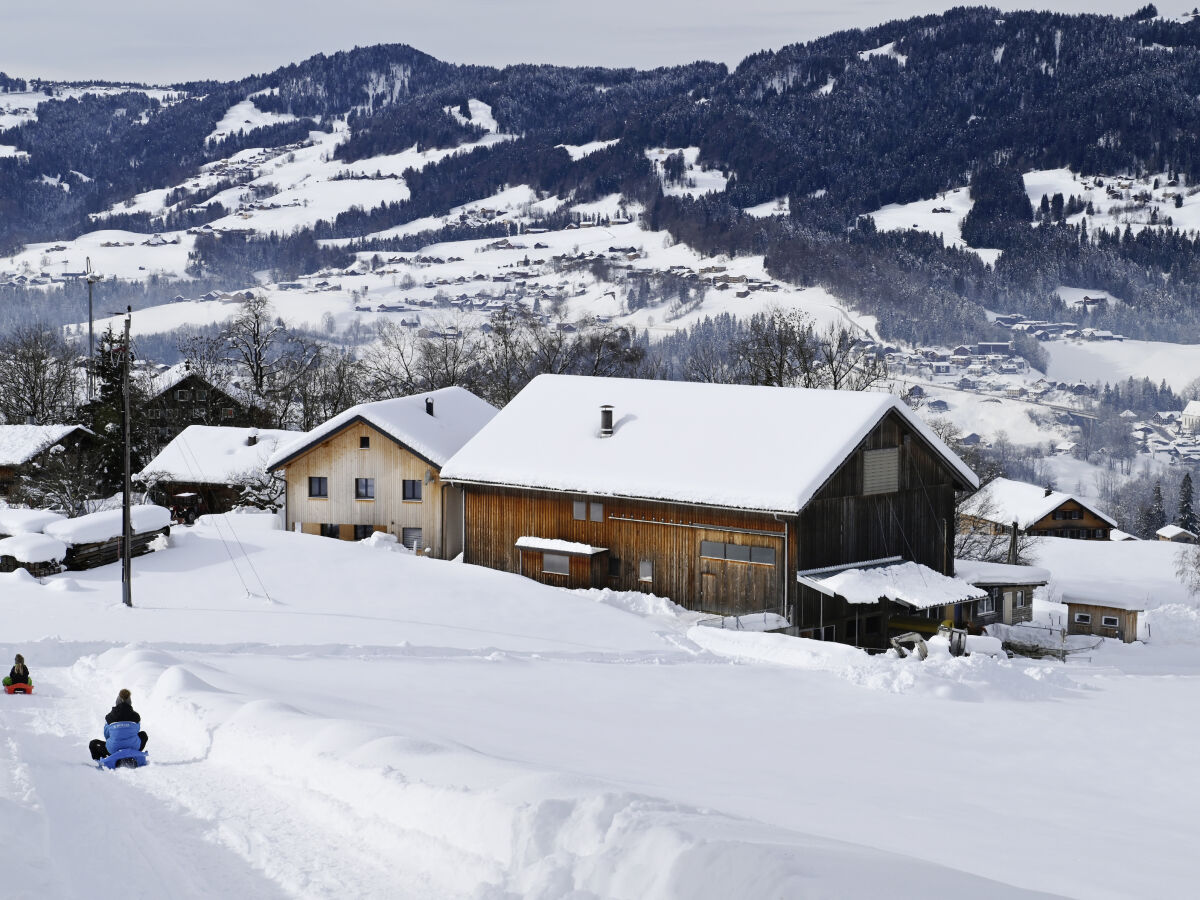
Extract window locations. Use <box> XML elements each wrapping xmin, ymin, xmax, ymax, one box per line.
<box><xmin>148</xmin><ymin>408</ymin><xmax>160</xmax><ymax>419</ymax></box>
<box><xmin>589</xmin><ymin>502</ymin><xmax>604</xmax><ymax>522</ymax></box>
<box><xmin>195</xmin><ymin>389</ymin><xmax>208</xmax><ymax>402</ymax></box>
<box><xmin>607</xmin><ymin>556</ymin><xmax>621</xmax><ymax>578</ymax></box>
<box><xmin>402</xmin><ymin>479</ymin><xmax>422</xmax><ymax>501</ymax></box>
<box><xmin>359</xmin><ymin>436</ymin><xmax>370</xmax><ymax>449</ymax></box>
<box><xmin>750</xmin><ymin>546</ymin><xmax>776</xmax><ymax>566</ymax></box>
<box><xmin>573</xmin><ymin>500</ymin><xmax>587</xmax><ymax>520</ymax></box>
<box><xmin>725</xmin><ymin>544</ymin><xmax>751</xmax><ymax>562</ymax></box>
<box><xmin>222</xmin><ymin>408</ymin><xmax>235</xmax><ymax>419</ymax></box>
<box><xmin>699</xmin><ymin>541</ymin><xmax>776</xmax><ymax>567</ymax></box>
<box><xmin>1101</xmin><ymin>615</ymin><xmax>1120</xmax><ymax>628</ymax></box>
<box><xmin>355</xmin><ymin>478</ymin><xmax>375</xmax><ymax>500</ymax></box>
<box><xmin>862</xmin><ymin>447</ymin><xmax>900</xmax><ymax>495</ymax></box>
<box><xmin>1016</xmin><ymin>590</ymin><xmax>1028</xmax><ymax>608</ymax></box>
<box><xmin>308</xmin><ymin>477</ymin><xmax>328</xmax><ymax>498</ymax></box>
<box><xmin>192</xmin><ymin>408</ymin><xmax>204</xmax><ymax>419</ymax></box>
<box><xmin>1074</xmin><ymin>612</ymin><xmax>1092</xmax><ymax>625</ymax></box>
<box><xmin>175</xmin><ymin>389</ymin><xmax>191</xmax><ymax>402</ymax></box>
<box><xmin>639</xmin><ymin>559</ymin><xmax>653</xmax><ymax>582</ymax></box>
<box><xmin>319</xmin><ymin>523</ymin><xmax>339</xmax><ymax>538</ymax></box>
<box><xmin>401</xmin><ymin>527</ymin><xmax>423</xmax><ymax>551</ymax></box>
<box><xmin>353</xmin><ymin>525</ymin><xmax>375</xmax><ymax>541</ymax></box>
<box><xmin>543</xmin><ymin>553</ymin><xmax>570</xmax><ymax>575</ymax></box>
<box><xmin>978</xmin><ymin>593</ymin><xmax>996</xmax><ymax>615</ymax></box>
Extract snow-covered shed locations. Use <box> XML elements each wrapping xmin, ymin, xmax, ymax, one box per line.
<box><xmin>962</xmin><ymin>477</ymin><xmax>1118</xmax><ymax>541</ymax></box>
<box><xmin>1156</xmin><ymin>524</ymin><xmax>1197</xmax><ymax>544</ymax></box>
<box><xmin>0</xmin><ymin>507</ymin><xmax>67</xmax><ymax>539</ymax></box>
<box><xmin>267</xmin><ymin>388</ymin><xmax>497</xmax><ymax>557</ymax></box>
<box><xmin>441</xmin><ymin>375</ymin><xmax>979</xmax><ymax>648</ymax></box>
<box><xmin>953</xmin><ymin>558</ymin><xmax>1051</xmax><ymax>628</ymax></box>
<box><xmin>137</xmin><ymin>425</ymin><xmax>300</xmax><ymax>519</ymax></box>
<box><xmin>0</xmin><ymin>424</ymin><xmax>93</xmax><ymax>497</ymax></box>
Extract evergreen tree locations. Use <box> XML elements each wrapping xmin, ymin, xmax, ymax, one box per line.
<box><xmin>1180</xmin><ymin>472</ymin><xmax>1198</xmax><ymax>534</ymax></box>
<box><xmin>79</xmin><ymin>326</ymin><xmax>153</xmax><ymax>495</ymax></box>
<box><xmin>1150</xmin><ymin>481</ymin><xmax>1167</xmax><ymax>533</ymax></box>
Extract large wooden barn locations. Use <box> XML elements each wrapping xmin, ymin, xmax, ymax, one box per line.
<box><xmin>267</xmin><ymin>388</ymin><xmax>496</xmax><ymax>558</ymax></box>
<box><xmin>441</xmin><ymin>375</ymin><xmax>982</xmax><ymax>647</ymax></box>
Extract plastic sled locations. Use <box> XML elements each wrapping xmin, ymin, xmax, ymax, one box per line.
<box><xmin>98</xmin><ymin>748</ymin><xmax>149</xmax><ymax>769</ymax></box>
<box><xmin>4</xmin><ymin>683</ymin><xmax>32</xmax><ymax>695</ymax></box>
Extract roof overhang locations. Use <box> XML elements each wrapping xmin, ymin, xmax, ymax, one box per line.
<box><xmin>797</xmin><ymin>558</ymin><xmax>985</xmax><ymax>610</ymax></box>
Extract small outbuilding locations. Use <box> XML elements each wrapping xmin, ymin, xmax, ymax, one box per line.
<box><xmin>1064</xmin><ymin>593</ymin><xmax>1142</xmax><ymax>644</ymax></box>
<box><xmin>1156</xmin><ymin>524</ymin><xmax>1197</xmax><ymax>544</ymax></box>
<box><xmin>954</xmin><ymin>559</ymin><xmax>1050</xmax><ymax>628</ymax></box>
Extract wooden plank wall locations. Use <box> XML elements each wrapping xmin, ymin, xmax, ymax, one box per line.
<box><xmin>280</xmin><ymin>422</ymin><xmax>449</xmax><ymax>556</ymax></box>
<box><xmin>463</xmin><ymin>487</ymin><xmax>786</xmax><ymax>616</ymax></box>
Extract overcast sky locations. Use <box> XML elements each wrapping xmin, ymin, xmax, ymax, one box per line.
<box><xmin>0</xmin><ymin>2</ymin><xmax>1163</xmax><ymax>83</ymax></box>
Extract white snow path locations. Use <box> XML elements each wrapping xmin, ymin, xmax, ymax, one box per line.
<box><xmin>0</xmin><ymin>670</ymin><xmax>288</xmax><ymax>900</ymax></box>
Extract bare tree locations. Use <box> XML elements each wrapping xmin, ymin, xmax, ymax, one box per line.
<box><xmin>223</xmin><ymin>296</ymin><xmax>319</xmax><ymax>425</ymax></box>
<box><xmin>290</xmin><ymin>348</ymin><xmax>369</xmax><ymax>431</ymax></box>
<box><xmin>0</xmin><ymin>323</ymin><xmax>80</xmax><ymax>425</ymax></box>
<box><xmin>10</xmin><ymin>438</ymin><xmax>101</xmax><ymax>515</ymax></box>
<box><xmin>361</xmin><ymin>320</ymin><xmax>423</xmax><ymax>399</ymax></box>
<box><xmin>815</xmin><ymin>324</ymin><xmax>888</xmax><ymax>391</ymax></box>
<box><xmin>734</xmin><ymin>307</ymin><xmax>819</xmax><ymax>388</ymax></box>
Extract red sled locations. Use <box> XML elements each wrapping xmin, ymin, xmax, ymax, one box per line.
<box><xmin>4</xmin><ymin>684</ymin><xmax>33</xmax><ymax>695</ymax></box>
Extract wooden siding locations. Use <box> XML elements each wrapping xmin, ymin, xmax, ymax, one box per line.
<box><xmin>279</xmin><ymin>421</ymin><xmax>451</xmax><ymax>556</ymax></box>
<box><xmin>1067</xmin><ymin>603</ymin><xmax>1140</xmax><ymax>643</ymax></box>
<box><xmin>463</xmin><ymin>487</ymin><xmax>786</xmax><ymax>617</ymax></box>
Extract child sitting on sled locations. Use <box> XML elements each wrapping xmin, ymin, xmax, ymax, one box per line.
<box><xmin>2</xmin><ymin>653</ymin><xmax>31</xmax><ymax>687</ymax></box>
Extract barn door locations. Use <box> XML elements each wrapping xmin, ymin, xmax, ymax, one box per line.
<box><xmin>701</xmin><ymin>573</ymin><xmax>718</xmax><ymax>611</ymax></box>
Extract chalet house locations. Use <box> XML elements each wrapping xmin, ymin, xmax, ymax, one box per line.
<box><xmin>267</xmin><ymin>388</ymin><xmax>496</xmax><ymax>556</ymax></box>
<box><xmin>0</xmin><ymin>424</ymin><xmax>93</xmax><ymax>497</ymax></box>
<box><xmin>142</xmin><ymin>363</ymin><xmax>263</xmax><ymax>449</ymax></box>
<box><xmin>1183</xmin><ymin>400</ymin><xmax>1200</xmax><ymax>434</ymax></box>
<box><xmin>137</xmin><ymin>425</ymin><xmax>300</xmax><ymax>519</ymax></box>
<box><xmin>953</xmin><ymin>559</ymin><xmax>1049</xmax><ymax>630</ymax></box>
<box><xmin>962</xmin><ymin>478</ymin><xmax>1117</xmax><ymax>540</ymax></box>
<box><xmin>441</xmin><ymin>376</ymin><xmax>981</xmax><ymax>649</ymax></box>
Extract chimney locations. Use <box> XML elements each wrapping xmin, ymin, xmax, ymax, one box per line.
<box><xmin>246</xmin><ymin>429</ymin><xmax>258</xmax><ymax>446</ymax></box>
<box><xmin>1044</xmin><ymin>486</ymin><xmax>1053</xmax><ymax>497</ymax></box>
<box><xmin>599</xmin><ymin>405</ymin><xmax>614</xmax><ymax>437</ymax></box>
<box><xmin>425</xmin><ymin>398</ymin><xmax>434</xmax><ymax>417</ymax></box>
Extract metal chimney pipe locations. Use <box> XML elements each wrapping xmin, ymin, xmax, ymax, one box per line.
<box><xmin>600</xmin><ymin>405</ymin><xmax>614</xmax><ymax>437</ymax></box>
<box><xmin>426</xmin><ymin>398</ymin><xmax>434</xmax><ymax>416</ymax></box>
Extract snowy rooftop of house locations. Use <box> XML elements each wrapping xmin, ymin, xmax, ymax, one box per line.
<box><xmin>1110</xmin><ymin>529</ymin><xmax>1139</xmax><ymax>541</ymax></box>
<box><xmin>953</xmin><ymin>558</ymin><xmax>1051</xmax><ymax>587</ymax></box>
<box><xmin>1184</xmin><ymin>400</ymin><xmax>1200</xmax><ymax>417</ymax></box>
<box><xmin>138</xmin><ymin>425</ymin><xmax>300</xmax><ymax>485</ymax></box>
<box><xmin>1156</xmin><ymin>525</ymin><xmax>1196</xmax><ymax>540</ymax></box>
<box><xmin>146</xmin><ymin>362</ymin><xmax>252</xmax><ymax>404</ymax></box>
<box><xmin>441</xmin><ymin>376</ymin><xmax>978</xmax><ymax>513</ymax></box>
<box><xmin>970</xmin><ymin>477</ymin><xmax>1118</xmax><ymax>529</ymax></box>
<box><xmin>267</xmin><ymin>387</ymin><xmax>497</xmax><ymax>471</ymax></box>
<box><xmin>0</xmin><ymin>507</ymin><xmax>67</xmax><ymax>536</ymax></box>
<box><xmin>799</xmin><ymin>560</ymin><xmax>986</xmax><ymax>610</ymax></box>
<box><xmin>0</xmin><ymin>424</ymin><xmax>91</xmax><ymax>467</ymax></box>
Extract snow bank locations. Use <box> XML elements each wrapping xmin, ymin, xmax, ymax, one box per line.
<box><xmin>0</xmin><ymin>508</ymin><xmax>66</xmax><ymax>535</ymax></box>
<box><xmin>43</xmin><ymin>505</ymin><xmax>170</xmax><ymax>545</ymax></box>
<box><xmin>195</xmin><ymin>507</ymin><xmax>281</xmax><ymax>531</ymax></box>
<box><xmin>0</xmin><ymin>533</ymin><xmax>67</xmax><ymax>563</ymax></box>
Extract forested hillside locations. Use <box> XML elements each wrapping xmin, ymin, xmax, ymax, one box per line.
<box><xmin>7</xmin><ymin>6</ymin><xmax>1200</xmax><ymax>343</ymax></box>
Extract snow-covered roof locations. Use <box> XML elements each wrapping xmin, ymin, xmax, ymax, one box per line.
<box><xmin>0</xmin><ymin>532</ymin><xmax>66</xmax><ymax>563</ymax></box>
<box><xmin>0</xmin><ymin>424</ymin><xmax>91</xmax><ymax>467</ymax></box>
<box><xmin>138</xmin><ymin>425</ymin><xmax>300</xmax><ymax>485</ymax></box>
<box><xmin>515</xmin><ymin>536</ymin><xmax>607</xmax><ymax>555</ymax></box>
<box><xmin>968</xmin><ymin>477</ymin><xmax>1118</xmax><ymax>529</ymax></box>
<box><xmin>146</xmin><ymin>362</ymin><xmax>253</xmax><ymax>405</ymax></box>
<box><xmin>953</xmin><ymin>559</ymin><xmax>1050</xmax><ymax>587</ymax></box>
<box><xmin>441</xmin><ymin>376</ymin><xmax>977</xmax><ymax>513</ymax></box>
<box><xmin>1184</xmin><ymin>400</ymin><xmax>1200</xmax><ymax>417</ymax></box>
<box><xmin>1156</xmin><ymin>525</ymin><xmax>1196</xmax><ymax>540</ymax></box>
<box><xmin>799</xmin><ymin>560</ymin><xmax>986</xmax><ymax>610</ymax></box>
<box><xmin>44</xmin><ymin>505</ymin><xmax>171</xmax><ymax>545</ymax></box>
<box><xmin>1110</xmin><ymin>529</ymin><xmax>1140</xmax><ymax>541</ymax></box>
<box><xmin>0</xmin><ymin>507</ymin><xmax>67</xmax><ymax>536</ymax></box>
<box><xmin>267</xmin><ymin>387</ymin><xmax>497</xmax><ymax>471</ymax></box>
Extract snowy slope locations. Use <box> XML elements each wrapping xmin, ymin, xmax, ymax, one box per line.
<box><xmin>3</xmin><ymin>521</ymin><xmax>1200</xmax><ymax>897</ymax></box>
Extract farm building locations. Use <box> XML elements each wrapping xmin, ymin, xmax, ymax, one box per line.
<box><xmin>441</xmin><ymin>375</ymin><xmax>981</xmax><ymax>649</ymax></box>
<box><xmin>142</xmin><ymin>363</ymin><xmax>264</xmax><ymax>451</ymax></box>
<box><xmin>1065</xmin><ymin>594</ymin><xmax>1142</xmax><ymax>644</ymax></box>
<box><xmin>137</xmin><ymin>425</ymin><xmax>300</xmax><ymax>520</ymax></box>
<box><xmin>961</xmin><ymin>477</ymin><xmax>1118</xmax><ymax>540</ymax></box>
<box><xmin>953</xmin><ymin>559</ymin><xmax>1050</xmax><ymax>630</ymax></box>
<box><xmin>267</xmin><ymin>388</ymin><xmax>496</xmax><ymax>557</ymax></box>
<box><xmin>0</xmin><ymin>424</ymin><xmax>93</xmax><ymax>498</ymax></box>
<box><xmin>1156</xmin><ymin>525</ymin><xmax>1197</xmax><ymax>544</ymax></box>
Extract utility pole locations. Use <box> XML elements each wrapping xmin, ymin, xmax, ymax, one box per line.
<box><xmin>121</xmin><ymin>307</ymin><xmax>133</xmax><ymax>608</ymax></box>
<box><xmin>86</xmin><ymin>257</ymin><xmax>98</xmax><ymax>402</ymax></box>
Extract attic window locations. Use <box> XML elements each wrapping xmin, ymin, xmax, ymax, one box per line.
<box><xmin>359</xmin><ymin>436</ymin><xmax>370</xmax><ymax>450</ymax></box>
<box><xmin>862</xmin><ymin>447</ymin><xmax>900</xmax><ymax>495</ymax></box>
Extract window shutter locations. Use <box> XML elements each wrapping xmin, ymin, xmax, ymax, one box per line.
<box><xmin>862</xmin><ymin>448</ymin><xmax>900</xmax><ymax>495</ymax></box>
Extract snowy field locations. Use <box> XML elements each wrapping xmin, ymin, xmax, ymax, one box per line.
<box><xmin>1044</xmin><ymin>338</ymin><xmax>1200</xmax><ymax>393</ymax></box>
<box><xmin>2</xmin><ymin>520</ymin><xmax>1200</xmax><ymax>897</ymax></box>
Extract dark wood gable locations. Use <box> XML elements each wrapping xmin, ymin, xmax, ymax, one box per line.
<box><xmin>795</xmin><ymin>410</ymin><xmax>960</xmax><ymax>575</ymax></box>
